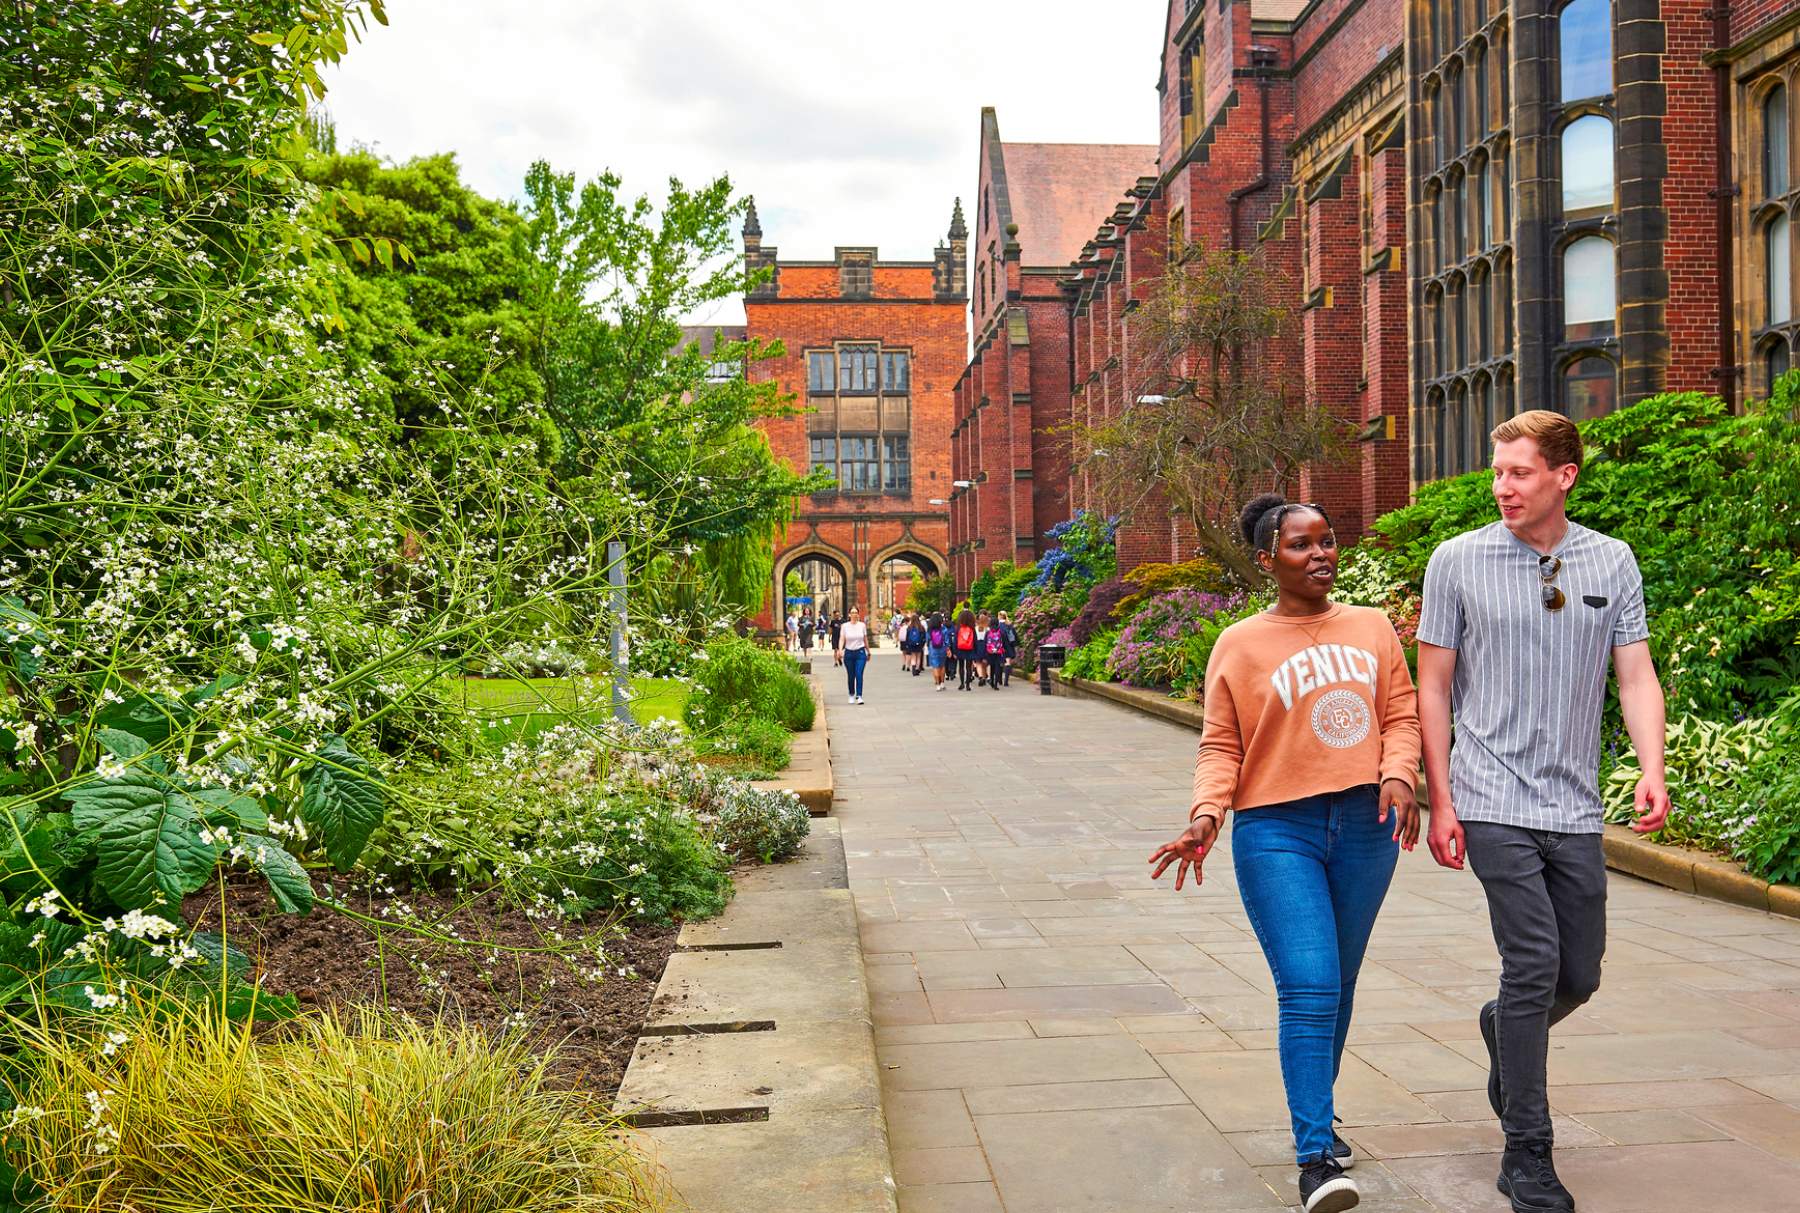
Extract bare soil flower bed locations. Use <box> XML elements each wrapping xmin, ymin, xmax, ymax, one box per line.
<box><xmin>185</xmin><ymin>877</ymin><xmax>680</xmax><ymax>1098</ymax></box>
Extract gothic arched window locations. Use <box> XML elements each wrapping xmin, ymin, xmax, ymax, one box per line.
<box><xmin>1766</xmin><ymin>84</ymin><xmax>1789</xmax><ymax>200</ymax></box>
<box><xmin>1559</xmin><ymin>0</ymin><xmax>1612</xmax><ymax>103</ymax></box>
<box><xmin>1769</xmin><ymin>210</ymin><xmax>1792</xmax><ymax>326</ymax></box>
<box><xmin>1563</xmin><ymin>236</ymin><xmax>1616</xmax><ymax>340</ymax></box>
<box><xmin>1563</xmin><ymin>354</ymin><xmax>1616</xmax><ymax>420</ymax></box>
<box><xmin>1561</xmin><ymin>115</ymin><xmax>1614</xmax><ymax>215</ymax></box>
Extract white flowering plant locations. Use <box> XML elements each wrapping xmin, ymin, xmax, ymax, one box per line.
<box><xmin>0</xmin><ymin>0</ymin><xmax>650</xmax><ymax>1031</ymax></box>
<box><xmin>359</xmin><ymin>720</ymin><xmax>808</xmax><ymax>921</ymax></box>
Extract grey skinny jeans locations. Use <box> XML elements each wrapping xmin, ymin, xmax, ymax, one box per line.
<box><xmin>1463</xmin><ymin>821</ymin><xmax>1607</xmax><ymax>1148</ymax></box>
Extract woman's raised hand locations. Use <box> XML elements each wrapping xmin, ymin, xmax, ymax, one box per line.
<box><xmin>1148</xmin><ymin>815</ymin><xmax>1221</xmax><ymax>891</ymax></box>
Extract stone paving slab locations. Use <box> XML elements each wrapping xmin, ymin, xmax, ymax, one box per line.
<box><xmin>831</xmin><ymin>651</ymin><xmax>1800</xmax><ymax>1211</ymax></box>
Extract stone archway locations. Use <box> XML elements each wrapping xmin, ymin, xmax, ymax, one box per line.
<box><xmin>775</xmin><ymin>543</ymin><xmax>854</xmax><ymax>621</ymax></box>
<box><xmin>866</xmin><ymin>540</ymin><xmax>943</xmax><ymax>617</ymax></box>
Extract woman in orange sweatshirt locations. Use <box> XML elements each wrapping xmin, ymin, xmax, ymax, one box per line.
<box><xmin>1149</xmin><ymin>493</ymin><xmax>1421</xmax><ymax>1213</ymax></box>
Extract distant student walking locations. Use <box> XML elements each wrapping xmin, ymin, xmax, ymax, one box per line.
<box><xmin>926</xmin><ymin>614</ymin><xmax>949</xmax><ymax>691</ymax></box>
<box><xmin>837</xmin><ymin>607</ymin><xmax>870</xmax><ymax>705</ymax></box>
<box><xmin>952</xmin><ymin>609</ymin><xmax>979</xmax><ymax>691</ymax></box>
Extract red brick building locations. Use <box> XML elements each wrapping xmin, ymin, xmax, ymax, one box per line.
<box><xmin>951</xmin><ymin>0</ymin><xmax>1800</xmax><ymax>587</ymax></box>
<box><xmin>739</xmin><ymin>198</ymin><xmax>967</xmax><ymax>631</ymax></box>
<box><xmin>949</xmin><ymin>112</ymin><xmax>1156</xmax><ymax>589</ymax></box>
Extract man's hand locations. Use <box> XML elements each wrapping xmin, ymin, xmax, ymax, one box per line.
<box><xmin>1149</xmin><ymin>816</ymin><xmax>1220</xmax><ymax>891</ymax></box>
<box><xmin>1427</xmin><ymin>804</ymin><xmax>1466</xmax><ymax>870</ymax></box>
<box><xmin>1380</xmin><ymin>778</ymin><xmax>1420</xmax><ymax>851</ymax></box>
<box><xmin>1632</xmin><ymin>772</ymin><xmax>1671</xmax><ymax>834</ymax></box>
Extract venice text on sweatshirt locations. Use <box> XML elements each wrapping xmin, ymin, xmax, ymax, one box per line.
<box><xmin>1189</xmin><ymin>603</ymin><xmax>1421</xmax><ymax>824</ymax></box>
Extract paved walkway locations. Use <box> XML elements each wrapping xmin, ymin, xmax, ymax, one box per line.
<box><xmin>828</xmin><ymin>651</ymin><xmax>1800</xmax><ymax>1213</ymax></box>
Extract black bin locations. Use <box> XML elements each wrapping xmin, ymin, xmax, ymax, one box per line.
<box><xmin>1036</xmin><ymin>644</ymin><xmax>1066</xmax><ymax>695</ymax></box>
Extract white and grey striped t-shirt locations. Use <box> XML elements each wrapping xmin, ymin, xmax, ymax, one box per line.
<box><xmin>1416</xmin><ymin>520</ymin><xmax>1648</xmax><ymax>833</ymax></box>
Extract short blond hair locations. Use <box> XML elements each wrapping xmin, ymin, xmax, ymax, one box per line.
<box><xmin>1491</xmin><ymin>409</ymin><xmax>1582</xmax><ymax>474</ymax></box>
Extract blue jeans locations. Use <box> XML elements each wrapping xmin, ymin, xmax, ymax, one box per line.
<box><xmin>1231</xmin><ymin>785</ymin><xmax>1398</xmax><ymax>1165</ymax></box>
<box><xmin>843</xmin><ymin>648</ymin><xmax>866</xmax><ymax>697</ymax></box>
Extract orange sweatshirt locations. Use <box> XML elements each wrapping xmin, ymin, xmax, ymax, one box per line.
<box><xmin>1189</xmin><ymin>604</ymin><xmax>1420</xmax><ymax>824</ymax></box>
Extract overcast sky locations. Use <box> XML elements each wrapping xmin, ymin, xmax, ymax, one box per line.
<box><xmin>320</xmin><ymin>0</ymin><xmax>1167</xmax><ymax>326</ymax></box>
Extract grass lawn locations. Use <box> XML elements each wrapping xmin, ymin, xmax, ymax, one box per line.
<box><xmin>453</xmin><ymin>675</ymin><xmax>690</xmax><ymax>748</ymax></box>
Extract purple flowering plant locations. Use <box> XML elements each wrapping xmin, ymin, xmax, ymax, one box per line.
<box><xmin>1106</xmin><ymin>588</ymin><xmax>1246</xmax><ymax>688</ymax></box>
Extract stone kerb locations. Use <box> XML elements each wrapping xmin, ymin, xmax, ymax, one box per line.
<box><xmin>616</xmin><ymin>676</ymin><xmax>894</xmax><ymax>1212</ymax></box>
<box><xmin>1050</xmin><ymin>670</ymin><xmax>1800</xmax><ymax>921</ymax></box>
<box><xmin>752</xmin><ymin>674</ymin><xmax>835</xmax><ymax>815</ymax></box>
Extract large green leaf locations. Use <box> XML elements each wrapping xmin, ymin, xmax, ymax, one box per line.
<box><xmin>299</xmin><ymin>735</ymin><xmax>384</xmax><ymax>871</ymax></box>
<box><xmin>87</xmin><ymin>691</ymin><xmax>193</xmax><ymax>745</ymax></box>
<box><xmin>95</xmin><ymin>727</ymin><xmax>151</xmax><ymax>760</ymax></box>
<box><xmin>64</xmin><ymin>775</ymin><xmax>219</xmax><ymax>908</ymax></box>
<box><xmin>0</xmin><ymin>597</ymin><xmax>49</xmax><ymax>683</ymax></box>
<box><xmin>189</xmin><ymin>786</ymin><xmax>270</xmax><ymax>833</ymax></box>
<box><xmin>244</xmin><ymin>833</ymin><xmax>313</xmax><ymax>914</ymax></box>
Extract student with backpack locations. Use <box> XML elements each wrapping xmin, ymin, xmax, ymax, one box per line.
<box><xmin>926</xmin><ymin>614</ymin><xmax>949</xmax><ymax>691</ymax></box>
<box><xmin>997</xmin><ymin>611</ymin><xmax>1019</xmax><ymax>687</ymax></box>
<box><xmin>982</xmin><ymin>615</ymin><xmax>1008</xmax><ymax>690</ymax></box>
<box><xmin>953</xmin><ymin>609</ymin><xmax>980</xmax><ymax>691</ymax></box>
<box><xmin>905</xmin><ymin>614</ymin><xmax>927</xmax><ymax>675</ymax></box>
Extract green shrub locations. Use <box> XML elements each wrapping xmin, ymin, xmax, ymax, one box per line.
<box><xmin>1118</xmin><ymin>557</ymin><xmax>1234</xmax><ymax>614</ymax></box>
<box><xmin>700</xmin><ymin>710</ymin><xmax>791</xmax><ymax>773</ymax></box>
<box><xmin>1369</xmin><ymin>386</ymin><xmax>1800</xmax><ymax>720</ymax></box>
<box><xmin>367</xmin><ymin>721</ymin><xmax>809</xmax><ymax>913</ymax></box>
<box><xmin>1062</xmin><ymin>629</ymin><xmax>1120</xmax><ymax>681</ymax></box>
<box><xmin>713</xmin><ymin>786</ymin><xmax>812</xmax><ymax>863</ymax></box>
<box><xmin>763</xmin><ymin>671</ymin><xmax>816</xmax><ymax>732</ymax></box>
<box><xmin>1602</xmin><ymin>693</ymin><xmax>1800</xmax><ymax>886</ymax></box>
<box><xmin>366</xmin><ymin>726</ymin><xmax>733</xmax><ymax>923</ymax></box>
<box><xmin>969</xmin><ymin>562</ymin><xmax>1010</xmax><ymax>613</ymax></box>
<box><xmin>3</xmin><ymin>1000</ymin><xmax>673</xmax><ymax>1213</ymax></box>
<box><xmin>684</xmin><ymin>633</ymin><xmax>812</xmax><ymax>733</ymax></box>
<box><xmin>1174</xmin><ymin>610</ymin><xmax>1245</xmax><ymax>696</ymax></box>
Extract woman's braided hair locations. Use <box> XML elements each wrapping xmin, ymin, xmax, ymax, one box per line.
<box><xmin>1239</xmin><ymin>493</ymin><xmax>1334</xmax><ymax>555</ymax></box>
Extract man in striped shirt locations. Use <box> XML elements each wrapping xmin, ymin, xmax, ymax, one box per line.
<box><xmin>1417</xmin><ymin>410</ymin><xmax>1669</xmax><ymax>1213</ymax></box>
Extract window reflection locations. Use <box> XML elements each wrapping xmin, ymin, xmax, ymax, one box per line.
<box><xmin>1561</xmin><ymin>115</ymin><xmax>1614</xmax><ymax>214</ymax></box>
<box><xmin>1563</xmin><ymin>237</ymin><xmax>1616</xmax><ymax>340</ymax></box>
<box><xmin>1563</xmin><ymin>355</ymin><xmax>1616</xmax><ymax>419</ymax></box>
<box><xmin>1769</xmin><ymin>211</ymin><xmax>1792</xmax><ymax>326</ymax></box>
<box><xmin>1767</xmin><ymin>85</ymin><xmax>1789</xmax><ymax>199</ymax></box>
<box><xmin>1559</xmin><ymin>0</ymin><xmax>1612</xmax><ymax>102</ymax></box>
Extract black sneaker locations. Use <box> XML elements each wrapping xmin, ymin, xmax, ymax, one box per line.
<box><xmin>1298</xmin><ymin>1156</ymin><xmax>1359</xmax><ymax>1213</ymax></box>
<box><xmin>1330</xmin><ymin>1128</ymin><xmax>1354</xmax><ymax>1170</ymax></box>
<box><xmin>1480</xmin><ymin>999</ymin><xmax>1504</xmax><ymax>1119</ymax></box>
<box><xmin>1497</xmin><ymin>1142</ymin><xmax>1575</xmax><ymax>1213</ymax></box>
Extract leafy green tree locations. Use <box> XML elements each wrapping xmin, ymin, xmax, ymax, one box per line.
<box><xmin>510</xmin><ymin>163</ymin><xmax>829</xmax><ymax>617</ymax></box>
<box><xmin>301</xmin><ymin>152</ymin><xmax>551</xmax><ymax>450</ymax></box>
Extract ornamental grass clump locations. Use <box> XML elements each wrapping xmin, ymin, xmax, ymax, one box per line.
<box><xmin>4</xmin><ymin>1000</ymin><xmax>674</xmax><ymax>1213</ymax></box>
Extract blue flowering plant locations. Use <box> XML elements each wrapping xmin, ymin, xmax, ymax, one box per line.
<box><xmin>1030</xmin><ymin>512</ymin><xmax>1120</xmax><ymax>594</ymax></box>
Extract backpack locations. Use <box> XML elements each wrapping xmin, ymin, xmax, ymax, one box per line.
<box><xmin>907</xmin><ymin>624</ymin><xmax>926</xmax><ymax>645</ymax></box>
<box><xmin>956</xmin><ymin>624</ymin><xmax>976</xmax><ymax>651</ymax></box>
<box><xmin>929</xmin><ymin>626</ymin><xmax>945</xmax><ymax>648</ymax></box>
<box><xmin>985</xmin><ymin>629</ymin><xmax>1005</xmax><ymax>655</ymax></box>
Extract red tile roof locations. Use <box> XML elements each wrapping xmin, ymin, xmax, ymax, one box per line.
<box><xmin>999</xmin><ymin>142</ymin><xmax>1158</xmax><ymax>268</ymax></box>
